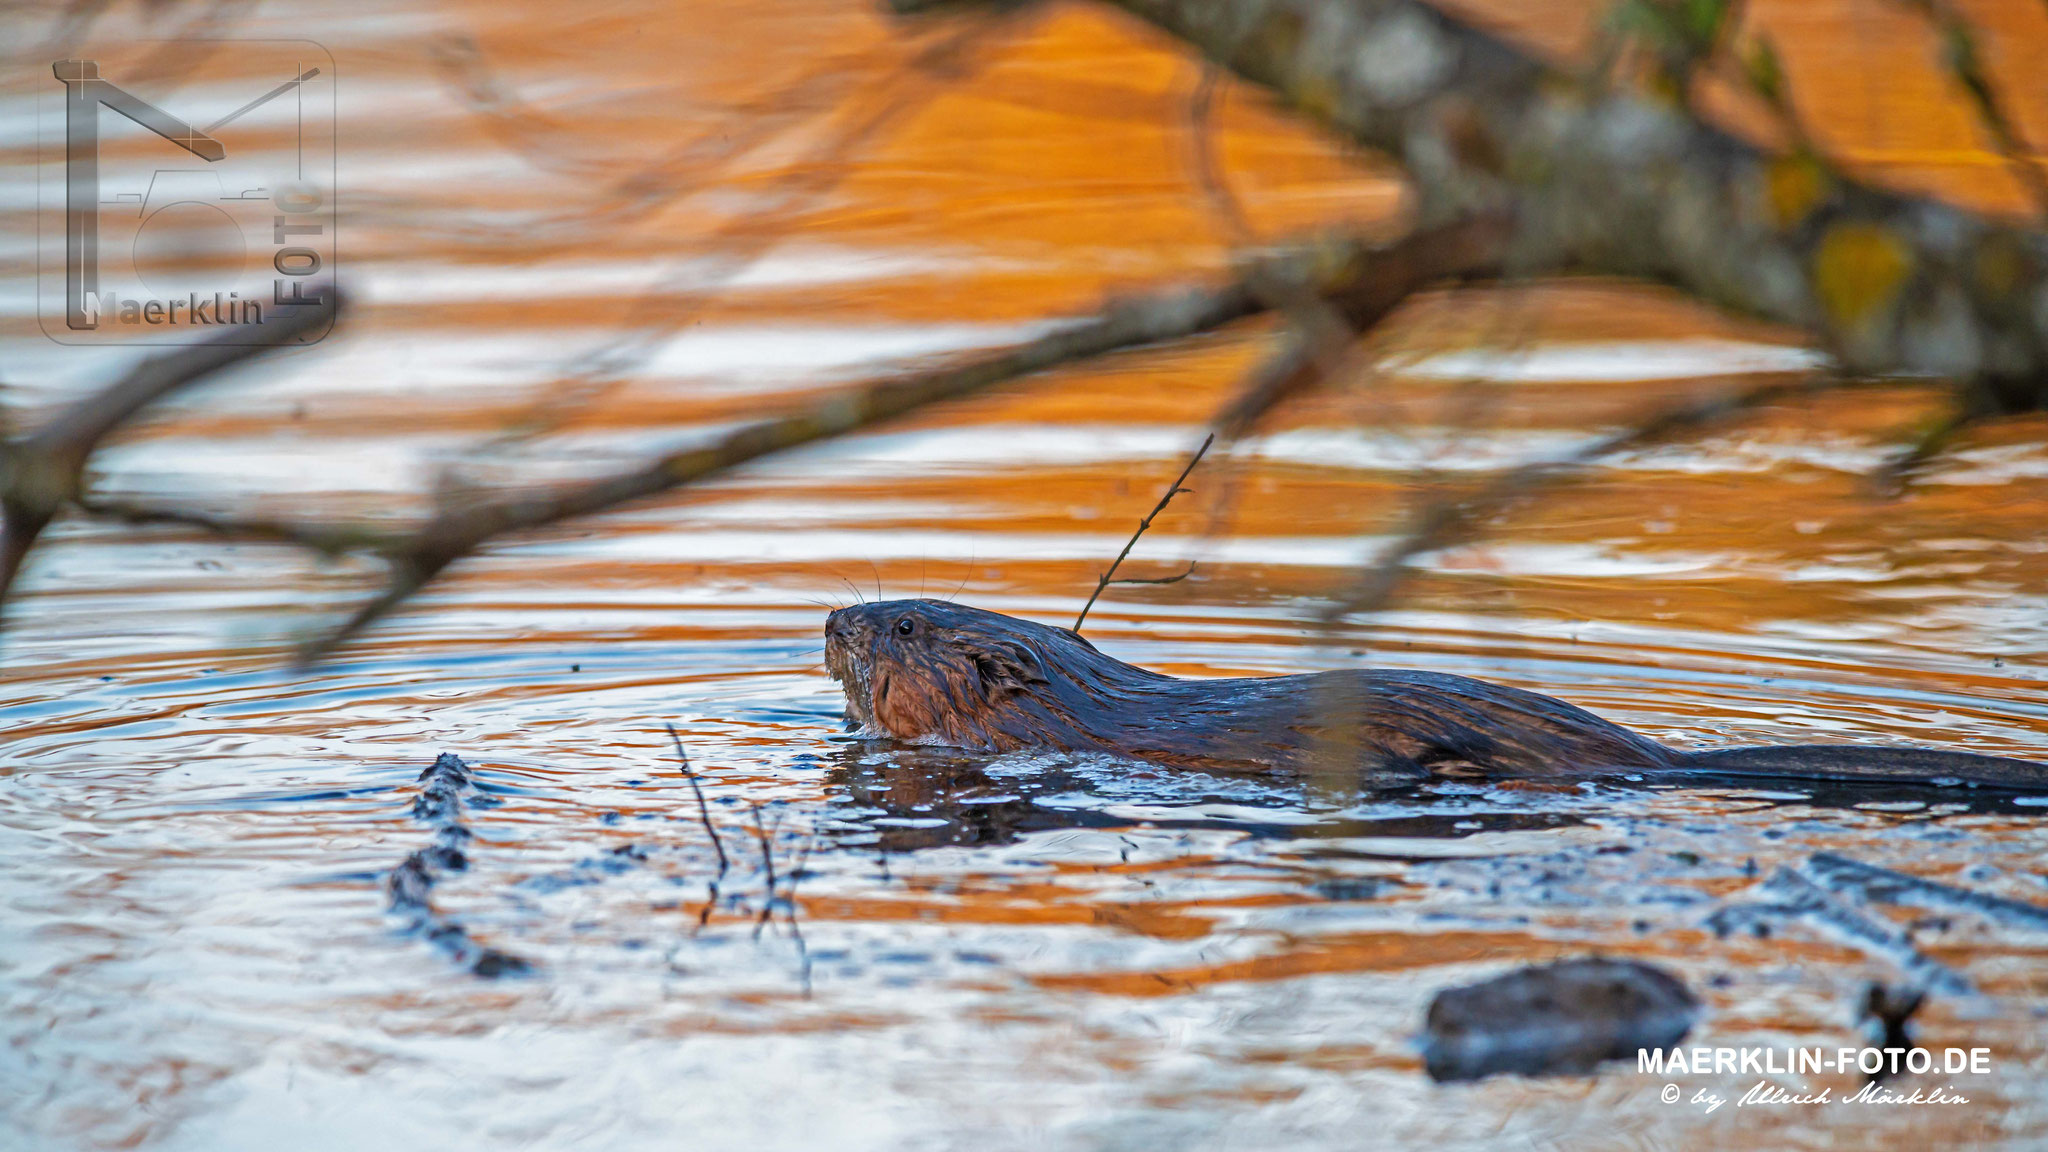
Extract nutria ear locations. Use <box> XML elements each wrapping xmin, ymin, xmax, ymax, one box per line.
<box><xmin>969</xmin><ymin>639</ymin><xmax>1047</xmax><ymax>700</ymax></box>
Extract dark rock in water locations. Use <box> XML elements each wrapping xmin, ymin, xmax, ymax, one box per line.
<box><xmin>1421</xmin><ymin>957</ymin><xmax>1698</xmax><ymax>1082</ymax></box>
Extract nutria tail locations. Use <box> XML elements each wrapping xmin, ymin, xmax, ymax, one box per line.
<box><xmin>1674</xmin><ymin>744</ymin><xmax>2048</xmax><ymax>790</ymax></box>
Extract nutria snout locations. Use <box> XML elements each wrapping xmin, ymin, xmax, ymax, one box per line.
<box><xmin>824</xmin><ymin>599</ymin><xmax>2048</xmax><ymax>789</ymax></box>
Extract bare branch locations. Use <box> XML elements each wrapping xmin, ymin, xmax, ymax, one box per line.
<box><xmin>1074</xmin><ymin>432</ymin><xmax>1213</xmax><ymax>633</ymax></box>
<box><xmin>302</xmin><ymin>240</ymin><xmax>1370</xmax><ymax>660</ymax></box>
<box><xmin>1109</xmin><ymin>0</ymin><xmax>2048</xmax><ymax>385</ymax></box>
<box><xmin>1186</xmin><ymin>62</ymin><xmax>1255</xmax><ymax>247</ymax></box>
<box><xmin>73</xmin><ymin>496</ymin><xmax>397</xmax><ymax>556</ymax></box>
<box><xmin>1208</xmin><ymin>213</ymin><xmax>1512</xmax><ymax>439</ymax></box>
<box><xmin>0</xmin><ymin>295</ymin><xmax>337</xmax><ymax>606</ymax></box>
<box><xmin>26</xmin><ymin>296</ymin><xmax>335</xmax><ymax>475</ymax></box>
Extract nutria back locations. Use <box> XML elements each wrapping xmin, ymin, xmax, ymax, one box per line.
<box><xmin>824</xmin><ymin>599</ymin><xmax>2048</xmax><ymax>789</ymax></box>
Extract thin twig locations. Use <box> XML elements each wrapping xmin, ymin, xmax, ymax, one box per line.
<box><xmin>1892</xmin><ymin>0</ymin><xmax>2048</xmax><ymax>222</ymax></box>
<box><xmin>453</xmin><ymin>12</ymin><xmax>1019</xmax><ymax>452</ymax></box>
<box><xmin>1323</xmin><ymin>373</ymin><xmax>1863</xmax><ymax>623</ymax></box>
<box><xmin>778</xmin><ymin>832</ymin><xmax>817</xmax><ymax>997</ymax></box>
<box><xmin>1187</xmin><ymin>62</ymin><xmax>1254</xmax><ymax>248</ymax></box>
<box><xmin>667</xmin><ymin>723</ymin><xmax>728</xmax><ymax>874</ymax></box>
<box><xmin>1873</xmin><ymin>386</ymin><xmax>1994</xmax><ymax>495</ymax></box>
<box><xmin>665</xmin><ymin>724</ymin><xmax>728</xmax><ymax>929</ymax></box>
<box><xmin>1073</xmin><ymin>432</ymin><xmax>1213</xmax><ymax>633</ymax></box>
<box><xmin>1207</xmin><ymin>213</ymin><xmax>1513</xmax><ymax>440</ymax></box>
<box><xmin>1111</xmin><ymin>561</ymin><xmax>1197</xmax><ymax>585</ymax></box>
<box><xmin>74</xmin><ymin>496</ymin><xmax>397</xmax><ymax>556</ymax></box>
<box><xmin>6</xmin><ymin>229</ymin><xmax>1458</xmax><ymax>659</ymax></box>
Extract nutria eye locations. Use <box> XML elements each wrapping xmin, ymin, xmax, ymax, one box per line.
<box><xmin>895</xmin><ymin>617</ymin><xmax>915</xmax><ymax>636</ymax></box>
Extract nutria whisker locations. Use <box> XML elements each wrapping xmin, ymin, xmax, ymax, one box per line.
<box><xmin>822</xmin><ymin>599</ymin><xmax>2048</xmax><ymax>790</ymax></box>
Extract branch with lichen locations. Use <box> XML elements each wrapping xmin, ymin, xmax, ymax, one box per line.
<box><xmin>1102</xmin><ymin>0</ymin><xmax>2048</xmax><ymax>390</ymax></box>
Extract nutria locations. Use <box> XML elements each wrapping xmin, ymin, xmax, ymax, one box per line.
<box><xmin>824</xmin><ymin>599</ymin><xmax>2047</xmax><ymax>789</ymax></box>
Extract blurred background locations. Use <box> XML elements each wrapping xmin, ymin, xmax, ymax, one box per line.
<box><xmin>5</xmin><ymin>0</ymin><xmax>2048</xmax><ymax>1148</ymax></box>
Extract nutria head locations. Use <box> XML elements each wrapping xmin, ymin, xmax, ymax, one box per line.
<box><xmin>825</xmin><ymin>599</ymin><xmax>1161</xmax><ymax>752</ymax></box>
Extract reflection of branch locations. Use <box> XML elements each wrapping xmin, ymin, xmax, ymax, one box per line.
<box><xmin>752</xmin><ymin>804</ymin><xmax>779</xmax><ymax>940</ymax></box>
<box><xmin>1323</xmin><ymin>372</ymin><xmax>1856</xmax><ymax>623</ymax></box>
<box><xmin>1075</xmin><ymin>433</ymin><xmax>1212</xmax><ymax>633</ymax></box>
<box><xmin>784</xmin><ymin>834</ymin><xmax>815</xmax><ymax>997</ymax></box>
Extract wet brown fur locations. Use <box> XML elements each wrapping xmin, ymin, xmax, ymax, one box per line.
<box><xmin>825</xmin><ymin>600</ymin><xmax>2048</xmax><ymax>789</ymax></box>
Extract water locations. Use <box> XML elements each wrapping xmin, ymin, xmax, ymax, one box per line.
<box><xmin>6</xmin><ymin>0</ymin><xmax>2048</xmax><ymax>1147</ymax></box>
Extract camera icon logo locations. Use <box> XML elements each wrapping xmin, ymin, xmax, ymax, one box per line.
<box><xmin>37</xmin><ymin>43</ymin><xmax>335</xmax><ymax>346</ymax></box>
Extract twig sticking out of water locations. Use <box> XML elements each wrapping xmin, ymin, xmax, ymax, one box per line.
<box><xmin>666</xmin><ymin>724</ymin><xmax>728</xmax><ymax>927</ymax></box>
<box><xmin>784</xmin><ymin>834</ymin><xmax>816</xmax><ymax>997</ymax></box>
<box><xmin>1860</xmin><ymin>983</ymin><xmax>1927</xmax><ymax>1084</ymax></box>
<box><xmin>667</xmin><ymin>724</ymin><xmax>728</xmax><ymax>874</ymax></box>
<box><xmin>746</xmin><ymin>805</ymin><xmax>812</xmax><ymax>993</ymax></box>
<box><xmin>752</xmin><ymin>804</ymin><xmax>780</xmax><ymax>940</ymax></box>
<box><xmin>1073</xmin><ymin>432</ymin><xmax>1214</xmax><ymax>634</ymax></box>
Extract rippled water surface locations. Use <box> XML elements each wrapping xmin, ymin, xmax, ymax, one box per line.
<box><xmin>8</xmin><ymin>1</ymin><xmax>2048</xmax><ymax>1148</ymax></box>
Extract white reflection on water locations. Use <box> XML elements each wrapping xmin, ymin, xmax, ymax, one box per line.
<box><xmin>1394</xmin><ymin>339</ymin><xmax>1831</xmax><ymax>382</ymax></box>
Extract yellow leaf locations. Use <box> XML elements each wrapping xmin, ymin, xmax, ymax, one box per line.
<box><xmin>1764</xmin><ymin>155</ymin><xmax>1828</xmax><ymax>231</ymax></box>
<box><xmin>1812</xmin><ymin>222</ymin><xmax>1910</xmax><ymax>329</ymax></box>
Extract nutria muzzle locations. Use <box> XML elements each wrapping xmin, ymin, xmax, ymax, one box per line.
<box><xmin>824</xmin><ymin>599</ymin><xmax>2048</xmax><ymax>789</ymax></box>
